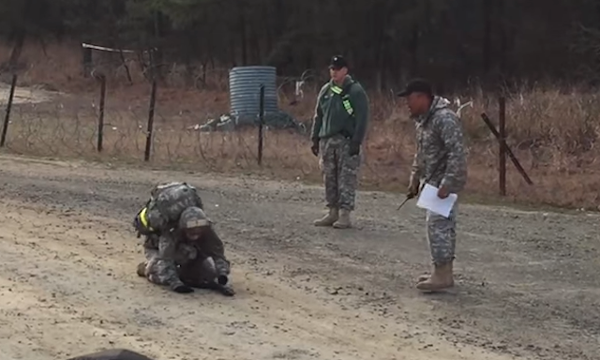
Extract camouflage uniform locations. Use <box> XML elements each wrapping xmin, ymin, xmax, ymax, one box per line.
<box><xmin>311</xmin><ymin>74</ymin><xmax>370</xmax><ymax>228</ymax></box>
<box><xmin>137</xmin><ymin>206</ymin><xmax>234</xmax><ymax>296</ymax></box>
<box><xmin>409</xmin><ymin>96</ymin><xmax>467</xmax><ymax>291</ymax></box>
<box><xmin>133</xmin><ymin>182</ymin><xmax>203</xmax><ymax>293</ymax></box>
<box><xmin>320</xmin><ymin>135</ymin><xmax>361</xmax><ymax>212</ymax></box>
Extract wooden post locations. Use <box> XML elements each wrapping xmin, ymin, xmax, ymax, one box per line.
<box><xmin>0</xmin><ymin>74</ymin><xmax>17</xmax><ymax>147</ymax></box>
<box><xmin>480</xmin><ymin>112</ymin><xmax>533</xmax><ymax>185</ymax></box>
<box><xmin>258</xmin><ymin>84</ymin><xmax>265</xmax><ymax>166</ymax></box>
<box><xmin>82</xmin><ymin>46</ymin><xmax>92</xmax><ymax>78</ymax></box>
<box><xmin>499</xmin><ymin>96</ymin><xmax>506</xmax><ymax>195</ymax></box>
<box><xmin>144</xmin><ymin>80</ymin><xmax>157</xmax><ymax>161</ymax></box>
<box><xmin>97</xmin><ymin>75</ymin><xmax>106</xmax><ymax>152</ymax></box>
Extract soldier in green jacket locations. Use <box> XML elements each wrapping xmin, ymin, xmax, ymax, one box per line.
<box><xmin>310</xmin><ymin>55</ymin><xmax>370</xmax><ymax>228</ymax></box>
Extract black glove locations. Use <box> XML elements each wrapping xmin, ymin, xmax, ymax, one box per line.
<box><xmin>311</xmin><ymin>139</ymin><xmax>319</xmax><ymax>157</ymax></box>
<box><xmin>349</xmin><ymin>141</ymin><xmax>360</xmax><ymax>156</ymax></box>
<box><xmin>172</xmin><ymin>283</ymin><xmax>194</xmax><ymax>294</ymax></box>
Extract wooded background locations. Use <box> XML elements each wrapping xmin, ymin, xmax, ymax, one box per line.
<box><xmin>2</xmin><ymin>0</ymin><xmax>600</xmax><ymax>91</ymax></box>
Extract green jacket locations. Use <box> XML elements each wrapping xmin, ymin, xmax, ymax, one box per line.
<box><xmin>310</xmin><ymin>75</ymin><xmax>369</xmax><ymax>144</ymax></box>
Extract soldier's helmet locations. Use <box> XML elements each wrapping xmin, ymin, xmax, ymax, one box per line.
<box><xmin>179</xmin><ymin>206</ymin><xmax>211</xmax><ymax>241</ymax></box>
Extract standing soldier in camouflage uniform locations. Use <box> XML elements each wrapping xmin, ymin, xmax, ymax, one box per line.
<box><xmin>397</xmin><ymin>79</ymin><xmax>468</xmax><ymax>292</ymax></box>
<box><xmin>310</xmin><ymin>55</ymin><xmax>370</xmax><ymax>229</ymax></box>
<box><xmin>136</xmin><ymin>206</ymin><xmax>234</xmax><ymax>296</ymax></box>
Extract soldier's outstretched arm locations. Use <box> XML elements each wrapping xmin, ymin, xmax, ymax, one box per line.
<box><xmin>196</xmin><ymin>227</ymin><xmax>231</xmax><ymax>286</ymax></box>
<box><xmin>438</xmin><ymin>114</ymin><xmax>468</xmax><ymax>193</ymax></box>
<box><xmin>204</xmin><ymin>228</ymin><xmax>230</xmax><ymax>271</ymax></box>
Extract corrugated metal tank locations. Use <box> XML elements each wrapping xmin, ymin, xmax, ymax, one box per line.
<box><xmin>229</xmin><ymin>66</ymin><xmax>278</xmax><ymax>123</ymax></box>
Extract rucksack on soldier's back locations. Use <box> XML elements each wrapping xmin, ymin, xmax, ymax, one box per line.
<box><xmin>133</xmin><ymin>182</ymin><xmax>204</xmax><ymax>237</ymax></box>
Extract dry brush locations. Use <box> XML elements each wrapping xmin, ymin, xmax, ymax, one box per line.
<box><xmin>2</xmin><ymin>42</ymin><xmax>600</xmax><ymax>210</ymax></box>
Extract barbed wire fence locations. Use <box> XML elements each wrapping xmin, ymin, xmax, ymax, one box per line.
<box><xmin>0</xmin><ymin>70</ymin><xmax>414</xmax><ymax>189</ymax></box>
<box><xmin>8</xmin><ymin>44</ymin><xmax>600</xmax><ymax>208</ymax></box>
<box><xmin>0</xmin><ymin>40</ymin><xmax>421</xmax><ymax>192</ymax></box>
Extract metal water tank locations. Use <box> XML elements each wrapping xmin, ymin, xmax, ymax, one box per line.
<box><xmin>229</xmin><ymin>66</ymin><xmax>278</xmax><ymax>124</ymax></box>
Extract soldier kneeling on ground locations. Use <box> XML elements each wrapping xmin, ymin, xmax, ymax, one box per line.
<box><xmin>136</xmin><ymin>206</ymin><xmax>234</xmax><ymax>296</ymax></box>
<box><xmin>133</xmin><ymin>182</ymin><xmax>234</xmax><ymax>296</ymax></box>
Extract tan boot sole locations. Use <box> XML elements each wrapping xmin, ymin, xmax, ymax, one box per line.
<box><xmin>314</xmin><ymin>219</ymin><xmax>337</xmax><ymax>227</ymax></box>
<box><xmin>332</xmin><ymin>222</ymin><xmax>351</xmax><ymax>229</ymax></box>
<box><xmin>416</xmin><ymin>280</ymin><xmax>454</xmax><ymax>292</ymax></box>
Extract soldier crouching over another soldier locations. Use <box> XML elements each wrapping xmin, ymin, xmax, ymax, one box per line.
<box><xmin>133</xmin><ymin>182</ymin><xmax>234</xmax><ymax>296</ymax></box>
<box><xmin>136</xmin><ymin>206</ymin><xmax>234</xmax><ymax>296</ymax></box>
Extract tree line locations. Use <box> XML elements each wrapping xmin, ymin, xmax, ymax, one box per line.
<box><xmin>2</xmin><ymin>0</ymin><xmax>600</xmax><ymax>92</ymax></box>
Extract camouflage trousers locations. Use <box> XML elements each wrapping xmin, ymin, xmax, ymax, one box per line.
<box><xmin>141</xmin><ymin>243</ymin><xmax>196</xmax><ymax>289</ymax></box>
<box><xmin>426</xmin><ymin>204</ymin><xmax>457</xmax><ymax>265</ymax></box>
<box><xmin>319</xmin><ymin>135</ymin><xmax>361</xmax><ymax>211</ymax></box>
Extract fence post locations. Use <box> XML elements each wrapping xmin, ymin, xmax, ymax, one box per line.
<box><xmin>144</xmin><ymin>80</ymin><xmax>157</xmax><ymax>162</ymax></box>
<box><xmin>82</xmin><ymin>46</ymin><xmax>92</xmax><ymax>78</ymax></box>
<box><xmin>0</xmin><ymin>74</ymin><xmax>17</xmax><ymax>148</ymax></box>
<box><xmin>97</xmin><ymin>74</ymin><xmax>106</xmax><ymax>152</ymax></box>
<box><xmin>480</xmin><ymin>112</ymin><xmax>533</xmax><ymax>186</ymax></box>
<box><xmin>258</xmin><ymin>84</ymin><xmax>265</xmax><ymax>166</ymax></box>
<box><xmin>498</xmin><ymin>96</ymin><xmax>506</xmax><ymax>195</ymax></box>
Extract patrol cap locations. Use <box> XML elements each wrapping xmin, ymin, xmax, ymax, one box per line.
<box><xmin>396</xmin><ymin>78</ymin><xmax>433</xmax><ymax>97</ymax></box>
<box><xmin>179</xmin><ymin>206</ymin><xmax>211</xmax><ymax>229</ymax></box>
<box><xmin>329</xmin><ymin>55</ymin><xmax>348</xmax><ymax>70</ymax></box>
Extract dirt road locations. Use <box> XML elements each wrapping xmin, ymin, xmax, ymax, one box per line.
<box><xmin>0</xmin><ymin>155</ymin><xmax>597</xmax><ymax>360</ymax></box>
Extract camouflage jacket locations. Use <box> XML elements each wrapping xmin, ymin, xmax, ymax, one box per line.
<box><xmin>410</xmin><ymin>96</ymin><xmax>468</xmax><ymax>194</ymax></box>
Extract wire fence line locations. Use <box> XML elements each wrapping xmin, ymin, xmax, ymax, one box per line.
<box><xmin>3</xmin><ymin>72</ymin><xmax>599</xmax><ymax>209</ymax></box>
<box><xmin>0</xmin><ymin>74</ymin><xmax>411</xmax><ymax>188</ymax></box>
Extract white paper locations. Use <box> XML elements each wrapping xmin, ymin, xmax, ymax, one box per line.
<box><xmin>416</xmin><ymin>183</ymin><xmax>458</xmax><ymax>218</ymax></box>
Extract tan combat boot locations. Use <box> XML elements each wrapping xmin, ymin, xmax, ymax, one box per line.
<box><xmin>136</xmin><ymin>261</ymin><xmax>147</xmax><ymax>277</ymax></box>
<box><xmin>417</xmin><ymin>262</ymin><xmax>441</xmax><ymax>282</ymax></box>
<box><xmin>333</xmin><ymin>209</ymin><xmax>352</xmax><ymax>229</ymax></box>
<box><xmin>314</xmin><ymin>207</ymin><xmax>339</xmax><ymax>226</ymax></box>
<box><xmin>416</xmin><ymin>261</ymin><xmax>454</xmax><ymax>292</ymax></box>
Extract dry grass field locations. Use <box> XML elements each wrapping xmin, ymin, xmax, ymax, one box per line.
<box><xmin>3</xmin><ymin>41</ymin><xmax>600</xmax><ymax>210</ymax></box>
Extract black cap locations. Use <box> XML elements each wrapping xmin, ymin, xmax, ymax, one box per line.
<box><xmin>396</xmin><ymin>78</ymin><xmax>433</xmax><ymax>97</ymax></box>
<box><xmin>329</xmin><ymin>55</ymin><xmax>348</xmax><ymax>70</ymax></box>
